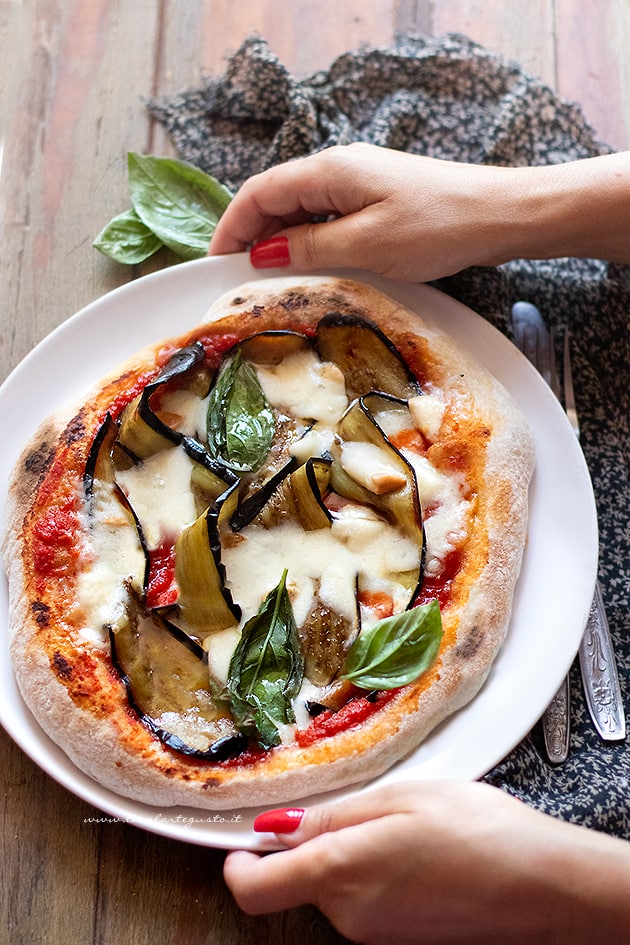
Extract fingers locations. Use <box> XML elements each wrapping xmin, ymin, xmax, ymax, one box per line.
<box><xmin>223</xmin><ymin>842</ymin><xmax>329</xmax><ymax>914</ymax></box>
<box><xmin>258</xmin><ymin>781</ymin><xmax>420</xmax><ymax>847</ymax></box>
<box><xmin>225</xmin><ymin>784</ymin><xmax>421</xmax><ymax>915</ymax></box>
<box><xmin>209</xmin><ymin>152</ymin><xmax>347</xmax><ymax>255</ymax></box>
<box><xmin>250</xmin><ymin>211</ymin><xmax>390</xmax><ymax>274</ymax></box>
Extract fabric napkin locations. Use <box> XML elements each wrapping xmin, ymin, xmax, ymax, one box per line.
<box><xmin>149</xmin><ymin>33</ymin><xmax>630</xmax><ymax>838</ymax></box>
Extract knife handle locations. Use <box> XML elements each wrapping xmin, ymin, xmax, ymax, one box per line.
<box><xmin>578</xmin><ymin>581</ymin><xmax>626</xmax><ymax>741</ymax></box>
<box><xmin>542</xmin><ymin>675</ymin><xmax>571</xmax><ymax>764</ymax></box>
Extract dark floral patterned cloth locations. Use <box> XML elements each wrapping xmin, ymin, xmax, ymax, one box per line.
<box><xmin>149</xmin><ymin>33</ymin><xmax>630</xmax><ymax>837</ymax></box>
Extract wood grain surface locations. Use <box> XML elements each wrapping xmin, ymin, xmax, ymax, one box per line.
<box><xmin>1</xmin><ymin>3</ymin><xmax>628</xmax><ymax>943</ymax></box>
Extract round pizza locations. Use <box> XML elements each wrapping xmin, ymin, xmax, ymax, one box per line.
<box><xmin>2</xmin><ymin>275</ymin><xmax>535</xmax><ymax>810</ymax></box>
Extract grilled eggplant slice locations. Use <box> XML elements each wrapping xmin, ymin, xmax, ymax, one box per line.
<box><xmin>174</xmin><ymin>482</ymin><xmax>242</xmax><ymax>640</ymax></box>
<box><xmin>228</xmin><ymin>458</ymin><xmax>298</xmax><ymax>531</ymax></box>
<box><xmin>236</xmin><ymin>329</ymin><xmax>312</xmax><ymax>365</ymax></box>
<box><xmin>84</xmin><ymin>412</ymin><xmax>119</xmax><ymax>494</ymax></box>
<box><xmin>316</xmin><ymin>312</ymin><xmax>420</xmax><ymax>400</ymax></box>
<box><xmin>299</xmin><ymin>584</ymin><xmax>360</xmax><ymax>686</ymax></box>
<box><xmin>110</xmin><ymin>603</ymin><xmax>244</xmax><ymax>759</ymax></box>
<box><xmin>184</xmin><ymin>438</ymin><xmax>240</xmax><ymax>513</ymax></box>
<box><xmin>117</xmin><ymin>343</ymin><xmax>208</xmax><ymax>460</ymax></box>
<box><xmin>249</xmin><ymin>458</ymin><xmax>333</xmax><ymax>531</ymax></box>
<box><xmin>83</xmin><ymin>413</ymin><xmax>149</xmax><ymax>596</ymax></box>
<box><xmin>330</xmin><ymin>393</ymin><xmax>424</xmax><ymax>604</ymax></box>
<box><xmin>332</xmin><ymin>394</ymin><xmax>423</xmax><ymax>540</ymax></box>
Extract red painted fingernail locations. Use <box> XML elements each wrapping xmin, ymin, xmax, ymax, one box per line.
<box><xmin>250</xmin><ymin>236</ymin><xmax>291</xmax><ymax>269</ymax></box>
<box><xmin>253</xmin><ymin>807</ymin><xmax>304</xmax><ymax>833</ymax></box>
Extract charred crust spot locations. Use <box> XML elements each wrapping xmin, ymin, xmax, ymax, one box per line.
<box><xmin>280</xmin><ymin>292</ymin><xmax>310</xmax><ymax>311</ymax></box>
<box><xmin>31</xmin><ymin>600</ymin><xmax>51</xmax><ymax>627</ymax></box>
<box><xmin>24</xmin><ymin>444</ymin><xmax>55</xmax><ymax>477</ymax></box>
<box><xmin>62</xmin><ymin>415</ymin><xmax>87</xmax><ymax>446</ymax></box>
<box><xmin>456</xmin><ymin>625</ymin><xmax>484</xmax><ymax>659</ymax></box>
<box><xmin>53</xmin><ymin>651</ymin><xmax>74</xmax><ymax>680</ymax></box>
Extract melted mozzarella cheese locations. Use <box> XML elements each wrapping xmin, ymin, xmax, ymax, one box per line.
<box><xmin>402</xmin><ymin>449</ymin><xmax>470</xmax><ymax>576</ymax></box>
<box><xmin>158</xmin><ymin>388</ymin><xmax>209</xmax><ymax>439</ymax></box>
<box><xmin>256</xmin><ymin>349</ymin><xmax>348</xmax><ymax>424</ymax></box>
<box><xmin>77</xmin><ymin>480</ymin><xmax>146</xmax><ymax>636</ymax></box>
<box><xmin>288</xmin><ymin>426</ymin><xmax>336</xmax><ymax>463</ymax></box>
<box><xmin>115</xmin><ymin>446</ymin><xmax>197</xmax><ymax>550</ymax></box>
<box><xmin>221</xmin><ymin>510</ymin><xmax>420</xmax><ymax>630</ymax></box>
<box><xmin>339</xmin><ymin>441</ymin><xmax>408</xmax><ymax>494</ymax></box>
<box><xmin>204</xmin><ymin>626</ymin><xmax>241</xmax><ymax>688</ymax></box>
<box><xmin>408</xmin><ymin>394</ymin><xmax>445</xmax><ymax>440</ymax></box>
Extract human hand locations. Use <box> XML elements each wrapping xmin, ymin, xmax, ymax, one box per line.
<box><xmin>224</xmin><ymin>780</ymin><xmax>630</xmax><ymax>945</ymax></box>
<box><xmin>208</xmin><ymin>143</ymin><xmax>528</xmax><ymax>282</ymax></box>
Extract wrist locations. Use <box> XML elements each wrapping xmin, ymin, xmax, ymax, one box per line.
<box><xmin>537</xmin><ymin>819</ymin><xmax>630</xmax><ymax>944</ymax></box>
<box><xmin>478</xmin><ymin>154</ymin><xmax>630</xmax><ymax>265</ymax></box>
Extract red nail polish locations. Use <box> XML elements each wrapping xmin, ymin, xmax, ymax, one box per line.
<box><xmin>253</xmin><ymin>807</ymin><xmax>304</xmax><ymax>833</ymax></box>
<box><xmin>250</xmin><ymin>236</ymin><xmax>290</xmax><ymax>269</ymax></box>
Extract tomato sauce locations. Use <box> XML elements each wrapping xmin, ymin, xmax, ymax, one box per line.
<box><xmin>388</xmin><ymin>427</ymin><xmax>428</xmax><ymax>454</ymax></box>
<box><xmin>102</xmin><ymin>372</ymin><xmax>156</xmax><ymax>421</ymax></box>
<box><xmin>414</xmin><ymin>548</ymin><xmax>464</xmax><ymax>610</ymax></box>
<box><xmin>295</xmin><ymin>690</ymin><xmax>399</xmax><ymax>748</ymax></box>
<box><xmin>32</xmin><ymin>502</ymin><xmax>80</xmax><ymax>579</ymax></box>
<box><xmin>358</xmin><ymin>590</ymin><xmax>394</xmax><ymax>620</ymax></box>
<box><xmin>145</xmin><ymin>543</ymin><xmax>178</xmax><ymax>609</ymax></box>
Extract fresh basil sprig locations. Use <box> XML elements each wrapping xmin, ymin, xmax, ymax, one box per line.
<box><xmin>227</xmin><ymin>570</ymin><xmax>304</xmax><ymax>749</ymax></box>
<box><xmin>93</xmin><ymin>152</ymin><xmax>232</xmax><ymax>264</ymax></box>
<box><xmin>340</xmin><ymin>599</ymin><xmax>442</xmax><ymax>690</ymax></box>
<box><xmin>206</xmin><ymin>351</ymin><xmax>275</xmax><ymax>473</ymax></box>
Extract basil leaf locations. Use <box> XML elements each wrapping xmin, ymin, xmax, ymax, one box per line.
<box><xmin>341</xmin><ymin>600</ymin><xmax>442</xmax><ymax>690</ymax></box>
<box><xmin>127</xmin><ymin>152</ymin><xmax>232</xmax><ymax>260</ymax></box>
<box><xmin>206</xmin><ymin>351</ymin><xmax>275</xmax><ymax>472</ymax></box>
<box><xmin>93</xmin><ymin>208</ymin><xmax>164</xmax><ymax>264</ymax></box>
<box><xmin>227</xmin><ymin>570</ymin><xmax>304</xmax><ymax>749</ymax></box>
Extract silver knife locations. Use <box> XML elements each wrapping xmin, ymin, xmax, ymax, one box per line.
<box><xmin>511</xmin><ymin>301</ymin><xmax>570</xmax><ymax>763</ymax></box>
<box><xmin>562</xmin><ymin>329</ymin><xmax>626</xmax><ymax>741</ymax></box>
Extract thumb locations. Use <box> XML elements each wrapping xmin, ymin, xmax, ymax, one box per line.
<box><xmin>252</xmin><ymin>782</ymin><xmax>418</xmax><ymax>847</ymax></box>
<box><xmin>249</xmin><ymin>214</ymin><xmax>390</xmax><ymax>275</ymax></box>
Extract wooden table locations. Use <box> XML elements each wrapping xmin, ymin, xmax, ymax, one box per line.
<box><xmin>1</xmin><ymin>3</ymin><xmax>628</xmax><ymax>943</ymax></box>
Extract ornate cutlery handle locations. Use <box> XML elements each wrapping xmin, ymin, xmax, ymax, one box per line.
<box><xmin>578</xmin><ymin>581</ymin><xmax>626</xmax><ymax>741</ymax></box>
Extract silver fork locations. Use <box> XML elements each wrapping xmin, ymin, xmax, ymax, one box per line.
<box><xmin>511</xmin><ymin>302</ymin><xmax>570</xmax><ymax>763</ymax></box>
<box><xmin>562</xmin><ymin>328</ymin><xmax>626</xmax><ymax>742</ymax></box>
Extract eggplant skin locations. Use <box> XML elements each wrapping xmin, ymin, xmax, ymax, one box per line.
<box><xmin>234</xmin><ymin>330</ymin><xmax>311</xmax><ymax>366</ymax></box>
<box><xmin>117</xmin><ymin>343</ymin><xmax>207</xmax><ymax>461</ymax></box>
<box><xmin>84</xmin><ymin>412</ymin><xmax>118</xmax><ymax>497</ymax></box>
<box><xmin>109</xmin><ymin>609</ymin><xmax>245</xmax><ymax>761</ymax></box>
<box><xmin>316</xmin><ymin>312</ymin><xmax>421</xmax><ymax>400</ymax></box>
<box><xmin>174</xmin><ymin>488</ymin><xmax>243</xmax><ymax>640</ymax></box>
<box><xmin>148</xmin><ymin>727</ymin><xmax>248</xmax><ymax>762</ymax></box>
<box><xmin>298</xmin><ymin>599</ymin><xmax>357</xmax><ymax>686</ymax></box>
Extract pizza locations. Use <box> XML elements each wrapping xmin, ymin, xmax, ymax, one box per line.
<box><xmin>2</xmin><ymin>275</ymin><xmax>535</xmax><ymax>810</ymax></box>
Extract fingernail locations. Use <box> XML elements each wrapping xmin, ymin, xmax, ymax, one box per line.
<box><xmin>250</xmin><ymin>236</ymin><xmax>290</xmax><ymax>269</ymax></box>
<box><xmin>253</xmin><ymin>807</ymin><xmax>304</xmax><ymax>833</ymax></box>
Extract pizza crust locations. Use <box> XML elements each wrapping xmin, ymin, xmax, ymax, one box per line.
<box><xmin>3</xmin><ymin>276</ymin><xmax>535</xmax><ymax>810</ymax></box>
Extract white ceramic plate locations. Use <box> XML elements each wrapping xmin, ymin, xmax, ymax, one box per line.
<box><xmin>0</xmin><ymin>255</ymin><xmax>598</xmax><ymax>849</ymax></box>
